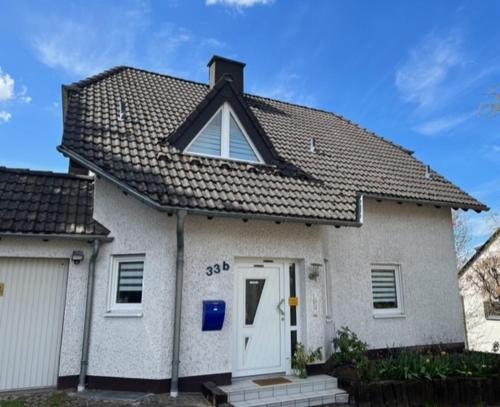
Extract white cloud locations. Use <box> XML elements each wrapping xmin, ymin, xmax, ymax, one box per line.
<box><xmin>33</xmin><ymin>18</ymin><xmax>137</xmax><ymax>77</ymax></box>
<box><xmin>18</xmin><ymin>86</ymin><xmax>32</xmax><ymax>104</ymax></box>
<box><xmin>0</xmin><ymin>111</ymin><xmax>12</xmax><ymax>123</ymax></box>
<box><xmin>413</xmin><ymin>112</ymin><xmax>473</xmax><ymax>135</ymax></box>
<box><xmin>395</xmin><ymin>30</ymin><xmax>464</xmax><ymax>109</ymax></box>
<box><xmin>206</xmin><ymin>0</ymin><xmax>273</xmax><ymax>7</ymax></box>
<box><xmin>31</xmin><ymin>5</ymin><xmax>225</xmax><ymax>79</ymax></box>
<box><xmin>0</xmin><ymin>67</ymin><xmax>31</xmax><ymax>122</ymax></box>
<box><xmin>0</xmin><ymin>68</ymin><xmax>15</xmax><ymax>102</ymax></box>
<box><xmin>250</xmin><ymin>70</ymin><xmax>317</xmax><ymax>107</ymax></box>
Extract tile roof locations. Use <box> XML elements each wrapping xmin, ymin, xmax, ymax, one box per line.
<box><xmin>0</xmin><ymin>167</ymin><xmax>109</xmax><ymax>236</ymax></box>
<box><xmin>459</xmin><ymin>227</ymin><xmax>500</xmax><ymax>276</ymax></box>
<box><xmin>59</xmin><ymin>66</ymin><xmax>487</xmax><ymax>223</ymax></box>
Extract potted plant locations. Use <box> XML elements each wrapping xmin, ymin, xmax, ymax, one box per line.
<box><xmin>292</xmin><ymin>342</ymin><xmax>322</xmax><ymax>378</ymax></box>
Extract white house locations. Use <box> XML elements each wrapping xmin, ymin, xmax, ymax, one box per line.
<box><xmin>0</xmin><ymin>56</ymin><xmax>487</xmax><ymax>397</ymax></box>
<box><xmin>459</xmin><ymin>228</ymin><xmax>500</xmax><ymax>353</ymax></box>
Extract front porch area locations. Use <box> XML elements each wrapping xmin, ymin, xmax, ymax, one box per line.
<box><xmin>216</xmin><ymin>374</ymin><xmax>348</xmax><ymax>406</ymax></box>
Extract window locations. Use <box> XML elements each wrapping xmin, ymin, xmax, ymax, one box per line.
<box><xmin>107</xmin><ymin>255</ymin><xmax>144</xmax><ymax>314</ymax></box>
<box><xmin>185</xmin><ymin>103</ymin><xmax>262</xmax><ymax>163</ymax></box>
<box><xmin>484</xmin><ymin>301</ymin><xmax>500</xmax><ymax>320</ymax></box>
<box><xmin>245</xmin><ymin>279</ymin><xmax>265</xmax><ymax>325</ymax></box>
<box><xmin>371</xmin><ymin>264</ymin><xmax>404</xmax><ymax>317</ymax></box>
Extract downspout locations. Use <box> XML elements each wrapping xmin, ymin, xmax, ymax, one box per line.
<box><xmin>78</xmin><ymin>239</ymin><xmax>101</xmax><ymax>392</ymax></box>
<box><xmin>170</xmin><ymin>210</ymin><xmax>187</xmax><ymax>397</ymax></box>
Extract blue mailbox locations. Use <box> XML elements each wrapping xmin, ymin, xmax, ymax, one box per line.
<box><xmin>202</xmin><ymin>300</ymin><xmax>226</xmax><ymax>331</ymax></box>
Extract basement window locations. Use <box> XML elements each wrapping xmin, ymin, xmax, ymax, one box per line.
<box><xmin>107</xmin><ymin>255</ymin><xmax>145</xmax><ymax>315</ymax></box>
<box><xmin>371</xmin><ymin>264</ymin><xmax>404</xmax><ymax>318</ymax></box>
<box><xmin>185</xmin><ymin>103</ymin><xmax>263</xmax><ymax>164</ymax></box>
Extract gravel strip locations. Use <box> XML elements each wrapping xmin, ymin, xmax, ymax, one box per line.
<box><xmin>0</xmin><ymin>390</ymin><xmax>210</xmax><ymax>407</ymax></box>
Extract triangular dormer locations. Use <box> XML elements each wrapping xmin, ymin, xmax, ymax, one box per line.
<box><xmin>167</xmin><ymin>57</ymin><xmax>279</xmax><ymax>165</ymax></box>
<box><xmin>185</xmin><ymin>103</ymin><xmax>263</xmax><ymax>163</ymax></box>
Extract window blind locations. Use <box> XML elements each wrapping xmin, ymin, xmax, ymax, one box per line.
<box><xmin>117</xmin><ymin>261</ymin><xmax>144</xmax><ymax>304</ymax></box>
<box><xmin>371</xmin><ymin>269</ymin><xmax>398</xmax><ymax>309</ymax></box>
<box><xmin>187</xmin><ymin>110</ymin><xmax>222</xmax><ymax>156</ymax></box>
<box><xmin>229</xmin><ymin>114</ymin><xmax>258</xmax><ymax>162</ymax></box>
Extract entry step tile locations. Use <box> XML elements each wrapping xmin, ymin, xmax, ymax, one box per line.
<box><xmin>230</xmin><ymin>388</ymin><xmax>348</xmax><ymax>407</ymax></box>
<box><xmin>222</xmin><ymin>374</ymin><xmax>338</xmax><ymax>403</ymax></box>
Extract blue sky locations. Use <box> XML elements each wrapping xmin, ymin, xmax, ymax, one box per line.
<box><xmin>0</xmin><ymin>0</ymin><xmax>499</xmax><ymax>247</ymax></box>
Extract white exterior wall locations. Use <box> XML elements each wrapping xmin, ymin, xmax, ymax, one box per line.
<box><xmin>54</xmin><ymin>179</ymin><xmax>465</xmax><ymax>382</ymax></box>
<box><xmin>75</xmin><ymin>178</ymin><xmax>327</xmax><ymax>380</ymax></box>
<box><xmin>459</xmin><ymin>237</ymin><xmax>500</xmax><ymax>353</ymax></box>
<box><xmin>84</xmin><ymin>178</ymin><xmax>175</xmax><ymax>380</ymax></box>
<box><xmin>180</xmin><ymin>216</ymin><xmax>326</xmax><ymax>378</ymax></box>
<box><xmin>325</xmin><ymin>199</ymin><xmax>465</xmax><ymax>349</ymax></box>
<box><xmin>0</xmin><ymin>237</ymin><xmax>92</xmax><ymax>378</ymax></box>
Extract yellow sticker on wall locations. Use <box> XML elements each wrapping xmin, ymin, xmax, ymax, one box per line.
<box><xmin>288</xmin><ymin>296</ymin><xmax>298</xmax><ymax>306</ymax></box>
<box><xmin>0</xmin><ymin>283</ymin><xmax>4</xmax><ymax>297</ymax></box>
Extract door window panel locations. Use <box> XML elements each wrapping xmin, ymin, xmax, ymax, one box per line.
<box><xmin>245</xmin><ymin>279</ymin><xmax>265</xmax><ymax>325</ymax></box>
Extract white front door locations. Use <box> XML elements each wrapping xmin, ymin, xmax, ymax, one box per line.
<box><xmin>234</xmin><ymin>262</ymin><xmax>286</xmax><ymax>377</ymax></box>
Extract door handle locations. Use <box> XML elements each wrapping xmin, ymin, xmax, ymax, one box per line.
<box><xmin>276</xmin><ymin>298</ymin><xmax>285</xmax><ymax>316</ymax></box>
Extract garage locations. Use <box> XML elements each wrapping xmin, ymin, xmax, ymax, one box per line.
<box><xmin>0</xmin><ymin>168</ymin><xmax>110</xmax><ymax>392</ymax></box>
<box><xmin>0</xmin><ymin>258</ymin><xmax>68</xmax><ymax>391</ymax></box>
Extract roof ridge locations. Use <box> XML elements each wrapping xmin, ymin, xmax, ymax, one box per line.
<box><xmin>459</xmin><ymin>227</ymin><xmax>500</xmax><ymax>276</ymax></box>
<box><xmin>122</xmin><ymin>66</ymin><xmax>210</xmax><ymax>88</ymax></box>
<box><xmin>68</xmin><ymin>66</ymin><xmax>129</xmax><ymax>88</ymax></box>
<box><xmin>0</xmin><ymin>166</ymin><xmax>94</xmax><ymax>181</ymax></box>
<box><xmin>66</xmin><ymin>65</ymin><xmax>412</xmax><ymax>157</ymax></box>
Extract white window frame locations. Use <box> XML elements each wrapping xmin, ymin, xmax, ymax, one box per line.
<box><xmin>371</xmin><ymin>263</ymin><xmax>405</xmax><ymax>318</ymax></box>
<box><xmin>184</xmin><ymin>103</ymin><xmax>264</xmax><ymax>164</ymax></box>
<box><xmin>106</xmin><ymin>254</ymin><xmax>145</xmax><ymax>316</ymax></box>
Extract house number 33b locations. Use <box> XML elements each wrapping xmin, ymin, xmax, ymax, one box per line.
<box><xmin>206</xmin><ymin>261</ymin><xmax>230</xmax><ymax>276</ymax></box>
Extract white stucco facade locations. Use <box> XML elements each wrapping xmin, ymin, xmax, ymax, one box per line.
<box><xmin>0</xmin><ymin>177</ymin><xmax>461</xmax><ymax>386</ymax></box>
<box><xmin>325</xmin><ymin>200</ymin><xmax>465</xmax><ymax>349</ymax></box>
<box><xmin>459</xmin><ymin>235</ymin><xmax>500</xmax><ymax>353</ymax></box>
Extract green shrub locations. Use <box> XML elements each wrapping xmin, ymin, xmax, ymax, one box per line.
<box><xmin>330</xmin><ymin>327</ymin><xmax>500</xmax><ymax>381</ymax></box>
<box><xmin>372</xmin><ymin>350</ymin><xmax>500</xmax><ymax>381</ymax></box>
<box><xmin>292</xmin><ymin>342</ymin><xmax>322</xmax><ymax>378</ymax></box>
<box><xmin>331</xmin><ymin>326</ymin><xmax>372</xmax><ymax>378</ymax></box>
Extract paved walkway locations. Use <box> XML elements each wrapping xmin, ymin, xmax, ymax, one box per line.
<box><xmin>0</xmin><ymin>390</ymin><xmax>210</xmax><ymax>407</ymax></box>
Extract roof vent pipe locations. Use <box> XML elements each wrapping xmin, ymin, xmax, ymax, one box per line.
<box><xmin>118</xmin><ymin>101</ymin><xmax>127</xmax><ymax>121</ymax></box>
<box><xmin>310</xmin><ymin>137</ymin><xmax>320</xmax><ymax>154</ymax></box>
<box><xmin>425</xmin><ymin>165</ymin><xmax>432</xmax><ymax>180</ymax></box>
<box><xmin>208</xmin><ymin>55</ymin><xmax>245</xmax><ymax>93</ymax></box>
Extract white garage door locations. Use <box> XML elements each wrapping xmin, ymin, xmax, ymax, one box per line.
<box><xmin>0</xmin><ymin>258</ymin><xmax>68</xmax><ymax>391</ymax></box>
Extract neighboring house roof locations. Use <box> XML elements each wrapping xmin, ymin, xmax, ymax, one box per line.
<box><xmin>59</xmin><ymin>66</ymin><xmax>487</xmax><ymax>224</ymax></box>
<box><xmin>459</xmin><ymin>227</ymin><xmax>500</xmax><ymax>277</ymax></box>
<box><xmin>0</xmin><ymin>167</ymin><xmax>109</xmax><ymax>236</ymax></box>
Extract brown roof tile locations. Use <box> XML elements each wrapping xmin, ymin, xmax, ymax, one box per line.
<box><xmin>0</xmin><ymin>167</ymin><xmax>109</xmax><ymax>236</ymax></box>
<box><xmin>60</xmin><ymin>66</ymin><xmax>487</xmax><ymax>223</ymax></box>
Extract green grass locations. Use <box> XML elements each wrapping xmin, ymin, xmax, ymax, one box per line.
<box><xmin>47</xmin><ymin>393</ymin><xmax>64</xmax><ymax>407</ymax></box>
<box><xmin>0</xmin><ymin>392</ymin><xmax>66</xmax><ymax>407</ymax></box>
<box><xmin>0</xmin><ymin>400</ymin><xmax>27</xmax><ymax>407</ymax></box>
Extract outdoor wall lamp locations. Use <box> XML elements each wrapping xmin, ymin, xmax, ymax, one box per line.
<box><xmin>308</xmin><ymin>263</ymin><xmax>322</xmax><ymax>281</ymax></box>
<box><xmin>71</xmin><ymin>250</ymin><xmax>85</xmax><ymax>265</ymax></box>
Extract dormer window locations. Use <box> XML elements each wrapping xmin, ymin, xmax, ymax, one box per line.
<box><xmin>185</xmin><ymin>103</ymin><xmax>263</xmax><ymax>164</ymax></box>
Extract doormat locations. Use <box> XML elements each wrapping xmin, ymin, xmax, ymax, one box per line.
<box><xmin>253</xmin><ymin>377</ymin><xmax>291</xmax><ymax>386</ymax></box>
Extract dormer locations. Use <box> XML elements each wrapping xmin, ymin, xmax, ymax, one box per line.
<box><xmin>185</xmin><ymin>102</ymin><xmax>263</xmax><ymax>163</ymax></box>
<box><xmin>167</xmin><ymin>56</ymin><xmax>279</xmax><ymax>165</ymax></box>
